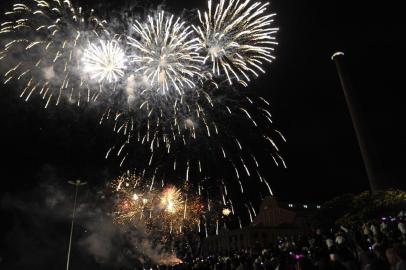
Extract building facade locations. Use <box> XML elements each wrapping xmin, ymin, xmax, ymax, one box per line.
<box><xmin>201</xmin><ymin>196</ymin><xmax>320</xmax><ymax>256</ymax></box>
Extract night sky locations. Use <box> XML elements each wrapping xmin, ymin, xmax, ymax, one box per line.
<box><xmin>0</xmin><ymin>0</ymin><xmax>405</xmax><ymax>268</ymax></box>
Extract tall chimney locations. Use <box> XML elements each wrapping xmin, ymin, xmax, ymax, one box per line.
<box><xmin>331</xmin><ymin>52</ymin><xmax>384</xmax><ymax>192</ymax></box>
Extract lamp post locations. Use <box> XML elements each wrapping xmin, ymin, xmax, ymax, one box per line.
<box><xmin>66</xmin><ymin>180</ymin><xmax>87</xmax><ymax>270</ymax></box>
<box><xmin>331</xmin><ymin>52</ymin><xmax>383</xmax><ymax>192</ymax></box>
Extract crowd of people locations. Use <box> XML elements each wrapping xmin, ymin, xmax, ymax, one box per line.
<box><xmin>169</xmin><ymin>212</ymin><xmax>406</xmax><ymax>270</ymax></box>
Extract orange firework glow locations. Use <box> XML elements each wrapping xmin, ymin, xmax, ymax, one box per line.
<box><xmin>111</xmin><ymin>172</ymin><xmax>204</xmax><ymax>235</ymax></box>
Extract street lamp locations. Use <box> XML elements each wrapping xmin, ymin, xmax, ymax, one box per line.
<box><xmin>66</xmin><ymin>180</ymin><xmax>87</xmax><ymax>270</ymax></box>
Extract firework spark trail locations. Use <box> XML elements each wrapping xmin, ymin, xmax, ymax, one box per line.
<box><xmin>105</xmin><ymin>89</ymin><xmax>285</xmax><ymax>228</ymax></box>
<box><xmin>127</xmin><ymin>11</ymin><xmax>205</xmax><ymax>95</ymax></box>
<box><xmin>108</xmin><ymin>91</ymin><xmax>284</xmax><ymax>172</ymax></box>
<box><xmin>0</xmin><ymin>0</ymin><xmax>107</xmax><ymax>107</ymax></box>
<box><xmin>193</xmin><ymin>0</ymin><xmax>278</xmax><ymax>86</ymax></box>
<box><xmin>82</xmin><ymin>39</ymin><xmax>126</xmax><ymax>83</ymax></box>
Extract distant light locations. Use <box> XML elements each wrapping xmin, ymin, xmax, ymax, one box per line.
<box><xmin>331</xmin><ymin>51</ymin><xmax>344</xmax><ymax>60</ymax></box>
<box><xmin>222</xmin><ymin>208</ymin><xmax>232</xmax><ymax>216</ymax></box>
<box><xmin>303</xmin><ymin>205</ymin><xmax>308</xmax><ymax>209</ymax></box>
<box><xmin>288</xmin><ymin>204</ymin><xmax>293</xmax><ymax>208</ymax></box>
<box><xmin>317</xmin><ymin>205</ymin><xmax>321</xmax><ymax>209</ymax></box>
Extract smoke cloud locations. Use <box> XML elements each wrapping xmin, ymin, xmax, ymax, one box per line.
<box><xmin>0</xmin><ymin>168</ymin><xmax>181</xmax><ymax>269</ymax></box>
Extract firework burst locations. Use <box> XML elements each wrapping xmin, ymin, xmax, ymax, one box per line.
<box><xmin>0</xmin><ymin>0</ymin><xmax>107</xmax><ymax>107</ymax></box>
<box><xmin>160</xmin><ymin>186</ymin><xmax>183</xmax><ymax>214</ymax></box>
<box><xmin>112</xmin><ymin>172</ymin><xmax>204</xmax><ymax>235</ymax></box>
<box><xmin>193</xmin><ymin>0</ymin><xmax>279</xmax><ymax>86</ymax></box>
<box><xmin>127</xmin><ymin>11</ymin><xmax>204</xmax><ymax>95</ymax></box>
<box><xmin>82</xmin><ymin>39</ymin><xmax>126</xmax><ymax>84</ymax></box>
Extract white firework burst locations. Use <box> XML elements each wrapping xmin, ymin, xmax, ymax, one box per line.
<box><xmin>82</xmin><ymin>40</ymin><xmax>126</xmax><ymax>84</ymax></box>
<box><xmin>194</xmin><ymin>0</ymin><xmax>279</xmax><ymax>86</ymax></box>
<box><xmin>0</xmin><ymin>0</ymin><xmax>107</xmax><ymax>107</ymax></box>
<box><xmin>127</xmin><ymin>11</ymin><xmax>204</xmax><ymax>95</ymax></box>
